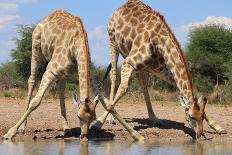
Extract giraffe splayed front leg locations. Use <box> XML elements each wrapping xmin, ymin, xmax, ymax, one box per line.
<box><xmin>98</xmin><ymin>93</ymin><xmax>145</xmax><ymax>142</ymax></box>
<box><xmin>205</xmin><ymin>114</ymin><xmax>227</xmax><ymax>134</ymax></box>
<box><xmin>91</xmin><ymin>62</ymin><xmax>134</xmax><ymax>130</ymax></box>
<box><xmin>4</xmin><ymin>70</ymin><xmax>57</xmax><ymax>139</ymax></box>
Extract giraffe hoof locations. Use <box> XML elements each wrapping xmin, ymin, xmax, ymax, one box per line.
<box><xmin>218</xmin><ymin>129</ymin><xmax>227</xmax><ymax>135</ymax></box>
<box><xmin>131</xmin><ymin>131</ymin><xmax>145</xmax><ymax>142</ymax></box>
<box><xmin>3</xmin><ymin>127</ymin><xmax>17</xmax><ymax>139</ymax></box>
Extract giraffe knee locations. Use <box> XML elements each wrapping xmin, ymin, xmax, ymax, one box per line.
<box><xmin>119</xmin><ymin>83</ymin><xmax>128</xmax><ymax>95</ymax></box>
<box><xmin>28</xmin><ymin>97</ymin><xmax>41</xmax><ymax>111</ymax></box>
<box><xmin>28</xmin><ymin>76</ymin><xmax>36</xmax><ymax>86</ymax></box>
<box><xmin>110</xmin><ymin>70</ymin><xmax>116</xmax><ymax>81</ymax></box>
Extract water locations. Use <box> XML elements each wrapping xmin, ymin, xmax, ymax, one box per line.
<box><xmin>0</xmin><ymin>139</ymin><xmax>231</xmax><ymax>155</ymax></box>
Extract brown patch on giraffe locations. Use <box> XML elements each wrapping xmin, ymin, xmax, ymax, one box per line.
<box><xmin>167</xmin><ymin>41</ymin><xmax>175</xmax><ymax>51</ymax></box>
<box><xmin>43</xmin><ymin>44</ymin><xmax>48</xmax><ymax>51</ymax></box>
<box><xmin>62</xmin><ymin>49</ymin><xmax>67</xmax><ymax>55</ymax></box>
<box><xmin>155</xmin><ymin>22</ymin><xmax>162</xmax><ymax>32</ymax></box>
<box><xmin>171</xmin><ymin>51</ymin><xmax>179</xmax><ymax>60</ymax></box>
<box><xmin>56</xmin><ymin>47</ymin><xmax>62</xmax><ymax>53</ymax></box>
<box><xmin>127</xmin><ymin>1</ymin><xmax>135</xmax><ymax>8</ymax></box>
<box><xmin>179</xmin><ymin>80</ymin><xmax>183</xmax><ymax>88</ymax></box>
<box><xmin>176</xmin><ymin>61</ymin><xmax>184</xmax><ymax>70</ymax></box>
<box><xmin>122</xmin><ymin>26</ymin><xmax>131</xmax><ymax>37</ymax></box>
<box><xmin>160</xmin><ymin>37</ymin><xmax>168</xmax><ymax>47</ymax></box>
<box><xmin>130</xmin><ymin>29</ymin><xmax>136</xmax><ymax>40</ymax></box>
<box><xmin>52</xmin><ymin>62</ymin><xmax>58</xmax><ymax>68</ymax></box>
<box><xmin>56</xmin><ymin>32</ymin><xmax>66</xmax><ymax>45</ymax></box>
<box><xmin>168</xmin><ymin>63</ymin><xmax>174</xmax><ymax>70</ymax></box>
<box><xmin>150</xmin><ymin>31</ymin><xmax>157</xmax><ymax>40</ymax></box>
<box><xmin>57</xmin><ymin>55</ymin><xmax>62</xmax><ymax>62</ymax></box>
<box><xmin>125</xmin><ymin>14</ymin><xmax>132</xmax><ymax>23</ymax></box>
<box><xmin>138</xmin><ymin>14</ymin><xmax>146</xmax><ymax>21</ymax></box>
<box><xmin>144</xmin><ymin>15</ymin><xmax>151</xmax><ymax>23</ymax></box>
<box><xmin>130</xmin><ymin>18</ymin><xmax>138</xmax><ymax>26</ymax></box>
<box><xmin>133</xmin><ymin>53</ymin><xmax>143</xmax><ymax>62</ymax></box>
<box><xmin>147</xmin><ymin>21</ymin><xmax>155</xmax><ymax>30</ymax></box>
<box><xmin>66</xmin><ymin>32</ymin><xmax>72</xmax><ymax>41</ymax></box>
<box><xmin>134</xmin><ymin>35</ymin><xmax>142</xmax><ymax>47</ymax></box>
<box><xmin>51</xmin><ymin>27</ymin><xmax>58</xmax><ymax>34</ymax></box>
<box><xmin>122</xmin><ymin>8</ymin><xmax>130</xmax><ymax>16</ymax></box>
<box><xmin>129</xmin><ymin>49</ymin><xmax>137</xmax><ymax>56</ymax></box>
<box><xmin>115</xmin><ymin>33</ymin><xmax>120</xmax><ymax>41</ymax></box>
<box><xmin>133</xmin><ymin>11</ymin><xmax>140</xmax><ymax>18</ymax></box>
<box><xmin>138</xmin><ymin>23</ymin><xmax>145</xmax><ymax>29</ymax></box>
<box><xmin>119</xmin><ymin>44</ymin><xmax>127</xmax><ymax>54</ymax></box>
<box><xmin>151</xmin><ymin>15</ymin><xmax>158</xmax><ymax>21</ymax></box>
<box><xmin>182</xmin><ymin>73</ymin><xmax>188</xmax><ymax>81</ymax></box>
<box><xmin>137</xmin><ymin>28</ymin><xmax>143</xmax><ymax>34</ymax></box>
<box><xmin>144</xmin><ymin>31</ymin><xmax>150</xmax><ymax>43</ymax></box>
<box><xmin>132</xmin><ymin>6</ymin><xmax>138</xmax><ymax>12</ymax></box>
<box><xmin>183</xmin><ymin>83</ymin><xmax>187</xmax><ymax>90</ymax></box>
<box><xmin>175</xmin><ymin>68</ymin><xmax>181</xmax><ymax>78</ymax></box>
<box><xmin>127</xmin><ymin>39</ymin><xmax>133</xmax><ymax>51</ymax></box>
<box><xmin>160</xmin><ymin>29</ymin><xmax>168</xmax><ymax>37</ymax></box>
<box><xmin>117</xmin><ymin>18</ymin><xmax>124</xmax><ymax>30</ymax></box>
<box><xmin>139</xmin><ymin>45</ymin><xmax>146</xmax><ymax>53</ymax></box>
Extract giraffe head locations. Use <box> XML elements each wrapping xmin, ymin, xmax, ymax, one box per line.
<box><xmin>179</xmin><ymin>96</ymin><xmax>207</xmax><ymax>139</ymax></box>
<box><xmin>73</xmin><ymin>94</ymin><xmax>99</xmax><ymax>142</ymax></box>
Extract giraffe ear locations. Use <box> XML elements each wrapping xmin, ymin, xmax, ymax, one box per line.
<box><xmin>72</xmin><ymin>93</ymin><xmax>81</xmax><ymax>107</ymax></box>
<box><xmin>179</xmin><ymin>95</ymin><xmax>189</xmax><ymax>109</ymax></box>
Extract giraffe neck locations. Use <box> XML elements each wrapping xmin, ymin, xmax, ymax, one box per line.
<box><xmin>77</xmin><ymin>22</ymin><xmax>90</xmax><ymax>101</ymax></box>
<box><xmin>156</xmin><ymin>21</ymin><xmax>194</xmax><ymax>103</ymax></box>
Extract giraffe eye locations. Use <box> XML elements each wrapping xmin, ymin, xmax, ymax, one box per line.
<box><xmin>189</xmin><ymin>115</ymin><xmax>195</xmax><ymax>120</ymax></box>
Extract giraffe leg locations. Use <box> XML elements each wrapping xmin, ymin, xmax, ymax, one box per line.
<box><xmin>3</xmin><ymin>70</ymin><xmax>57</xmax><ymax>139</ymax></box>
<box><xmin>18</xmin><ymin>28</ymin><xmax>44</xmax><ymax>133</ymax></box>
<box><xmin>18</xmin><ymin>74</ymin><xmax>38</xmax><ymax>133</ymax></box>
<box><xmin>57</xmin><ymin>80</ymin><xmax>71</xmax><ymax>136</ymax></box>
<box><xmin>205</xmin><ymin>114</ymin><xmax>227</xmax><ymax>134</ymax></box>
<box><xmin>98</xmin><ymin>93</ymin><xmax>144</xmax><ymax>142</ymax></box>
<box><xmin>91</xmin><ymin>63</ymin><xmax>135</xmax><ymax>130</ymax></box>
<box><xmin>106</xmin><ymin>44</ymin><xmax>119</xmax><ymax>124</ymax></box>
<box><xmin>137</xmin><ymin>72</ymin><xmax>161</xmax><ymax>125</ymax></box>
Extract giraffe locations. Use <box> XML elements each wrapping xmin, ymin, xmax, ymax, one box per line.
<box><xmin>3</xmin><ymin>10</ymin><xmax>99</xmax><ymax>141</ymax></box>
<box><xmin>92</xmin><ymin>0</ymin><xmax>226</xmax><ymax>140</ymax></box>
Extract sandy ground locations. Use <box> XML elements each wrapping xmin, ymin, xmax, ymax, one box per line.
<box><xmin>0</xmin><ymin>97</ymin><xmax>231</xmax><ymax>142</ymax></box>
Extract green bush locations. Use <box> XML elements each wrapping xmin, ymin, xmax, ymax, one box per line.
<box><xmin>186</xmin><ymin>25</ymin><xmax>232</xmax><ymax>87</ymax></box>
<box><xmin>3</xmin><ymin>92</ymin><xmax>12</xmax><ymax>98</ymax></box>
<box><xmin>192</xmin><ymin>74</ymin><xmax>214</xmax><ymax>93</ymax></box>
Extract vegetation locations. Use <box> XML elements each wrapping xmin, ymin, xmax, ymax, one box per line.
<box><xmin>1</xmin><ymin>24</ymin><xmax>232</xmax><ymax>103</ymax></box>
<box><xmin>186</xmin><ymin>25</ymin><xmax>232</xmax><ymax>101</ymax></box>
<box><xmin>11</xmin><ymin>25</ymin><xmax>35</xmax><ymax>80</ymax></box>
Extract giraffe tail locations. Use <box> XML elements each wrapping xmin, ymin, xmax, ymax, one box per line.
<box><xmin>102</xmin><ymin>63</ymin><xmax>112</xmax><ymax>83</ymax></box>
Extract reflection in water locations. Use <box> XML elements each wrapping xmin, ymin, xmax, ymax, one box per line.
<box><xmin>0</xmin><ymin>139</ymin><xmax>232</xmax><ymax>155</ymax></box>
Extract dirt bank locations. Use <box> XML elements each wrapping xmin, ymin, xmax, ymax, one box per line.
<box><xmin>0</xmin><ymin>97</ymin><xmax>231</xmax><ymax>141</ymax></box>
